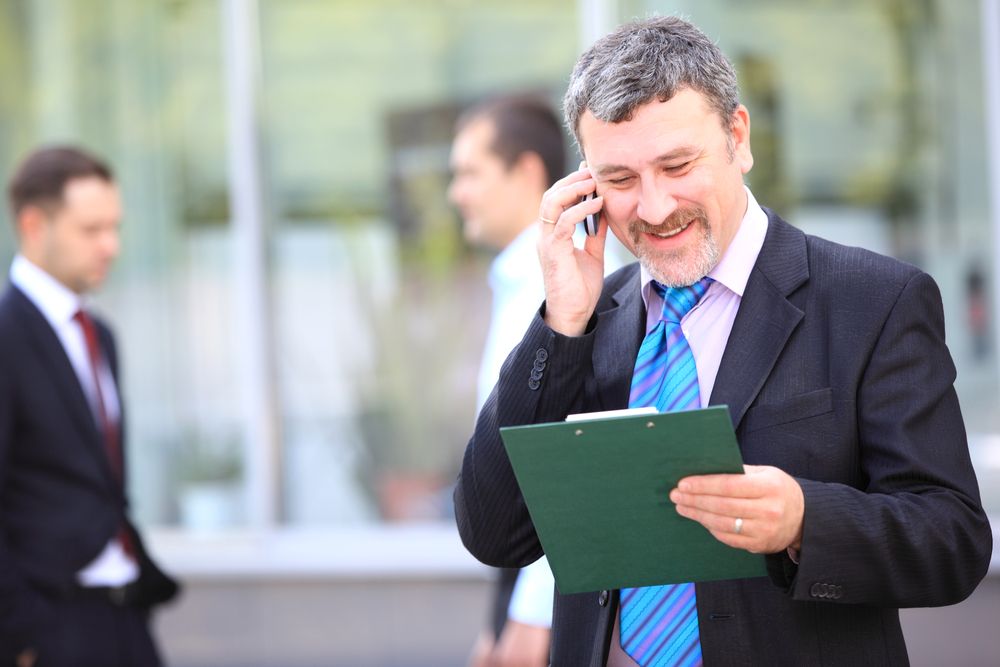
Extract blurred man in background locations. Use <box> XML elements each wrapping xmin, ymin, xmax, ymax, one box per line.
<box><xmin>448</xmin><ymin>95</ymin><xmax>562</xmax><ymax>667</ymax></box>
<box><xmin>0</xmin><ymin>146</ymin><xmax>179</xmax><ymax>667</ymax></box>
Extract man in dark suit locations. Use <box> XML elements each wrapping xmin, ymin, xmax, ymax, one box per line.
<box><xmin>0</xmin><ymin>146</ymin><xmax>179</xmax><ymax>666</ymax></box>
<box><xmin>454</xmin><ymin>16</ymin><xmax>992</xmax><ymax>667</ymax></box>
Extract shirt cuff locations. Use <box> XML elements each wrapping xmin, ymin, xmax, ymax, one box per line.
<box><xmin>507</xmin><ymin>556</ymin><xmax>555</xmax><ymax>627</ymax></box>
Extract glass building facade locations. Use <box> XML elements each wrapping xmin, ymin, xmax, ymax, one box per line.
<box><xmin>1</xmin><ymin>0</ymin><xmax>998</xmax><ymax>541</ymax></box>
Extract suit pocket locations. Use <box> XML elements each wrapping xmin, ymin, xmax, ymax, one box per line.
<box><xmin>744</xmin><ymin>388</ymin><xmax>834</xmax><ymax>433</ymax></box>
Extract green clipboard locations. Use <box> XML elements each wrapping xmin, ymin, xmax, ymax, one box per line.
<box><xmin>500</xmin><ymin>405</ymin><xmax>765</xmax><ymax>594</ymax></box>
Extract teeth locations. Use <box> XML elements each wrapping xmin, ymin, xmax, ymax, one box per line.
<box><xmin>654</xmin><ymin>222</ymin><xmax>690</xmax><ymax>238</ymax></box>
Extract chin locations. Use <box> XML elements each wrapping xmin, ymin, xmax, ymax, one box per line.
<box><xmin>640</xmin><ymin>245</ymin><xmax>719</xmax><ymax>288</ymax></box>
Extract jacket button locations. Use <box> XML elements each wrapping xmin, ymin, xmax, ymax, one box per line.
<box><xmin>530</xmin><ymin>368</ymin><xmax>544</xmax><ymax>381</ymax></box>
<box><xmin>528</xmin><ymin>379</ymin><xmax>541</xmax><ymax>391</ymax></box>
<box><xmin>533</xmin><ymin>359</ymin><xmax>546</xmax><ymax>371</ymax></box>
<box><xmin>598</xmin><ymin>590</ymin><xmax>609</xmax><ymax>607</ymax></box>
<box><xmin>535</xmin><ymin>348</ymin><xmax>548</xmax><ymax>362</ymax></box>
<box><xmin>810</xmin><ymin>583</ymin><xmax>822</xmax><ymax>598</ymax></box>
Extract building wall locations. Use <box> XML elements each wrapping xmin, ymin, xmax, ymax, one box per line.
<box><xmin>153</xmin><ymin>572</ymin><xmax>1000</xmax><ymax>667</ymax></box>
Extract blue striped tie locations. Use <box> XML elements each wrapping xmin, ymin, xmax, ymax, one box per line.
<box><xmin>620</xmin><ymin>277</ymin><xmax>712</xmax><ymax>667</ymax></box>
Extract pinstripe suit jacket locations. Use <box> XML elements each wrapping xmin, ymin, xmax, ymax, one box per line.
<box><xmin>455</xmin><ymin>211</ymin><xmax>992</xmax><ymax>666</ymax></box>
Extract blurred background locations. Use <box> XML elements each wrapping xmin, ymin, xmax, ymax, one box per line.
<box><xmin>0</xmin><ymin>0</ymin><xmax>998</xmax><ymax>665</ymax></box>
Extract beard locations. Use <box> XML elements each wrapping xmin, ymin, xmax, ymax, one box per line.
<box><xmin>630</xmin><ymin>206</ymin><xmax>720</xmax><ymax>288</ymax></box>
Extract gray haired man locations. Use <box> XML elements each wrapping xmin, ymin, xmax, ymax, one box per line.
<box><xmin>455</xmin><ymin>15</ymin><xmax>990</xmax><ymax>667</ymax></box>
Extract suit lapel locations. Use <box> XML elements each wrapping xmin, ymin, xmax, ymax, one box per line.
<box><xmin>8</xmin><ymin>286</ymin><xmax>120</xmax><ymax>489</ymax></box>
<box><xmin>709</xmin><ymin>213</ymin><xmax>809</xmax><ymax>429</ymax></box>
<box><xmin>592</xmin><ymin>266</ymin><xmax>646</xmax><ymax>410</ymax></box>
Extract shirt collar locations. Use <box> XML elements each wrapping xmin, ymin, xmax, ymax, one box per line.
<box><xmin>9</xmin><ymin>254</ymin><xmax>85</xmax><ymax>329</ymax></box>
<box><xmin>640</xmin><ymin>185</ymin><xmax>768</xmax><ymax>308</ymax></box>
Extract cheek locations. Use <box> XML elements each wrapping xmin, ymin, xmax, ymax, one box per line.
<box><xmin>600</xmin><ymin>190</ymin><xmax>635</xmax><ymax>223</ymax></box>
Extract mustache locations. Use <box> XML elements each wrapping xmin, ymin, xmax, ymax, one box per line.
<box><xmin>631</xmin><ymin>206</ymin><xmax>708</xmax><ymax>236</ymax></box>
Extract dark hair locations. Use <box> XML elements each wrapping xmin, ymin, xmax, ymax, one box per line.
<box><xmin>456</xmin><ymin>95</ymin><xmax>566</xmax><ymax>187</ymax></box>
<box><xmin>7</xmin><ymin>145</ymin><xmax>114</xmax><ymax>218</ymax></box>
<box><xmin>564</xmin><ymin>15</ymin><xmax>739</xmax><ymax>148</ymax></box>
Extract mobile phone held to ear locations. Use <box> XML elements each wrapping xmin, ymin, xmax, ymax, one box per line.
<box><xmin>581</xmin><ymin>192</ymin><xmax>601</xmax><ymax>236</ymax></box>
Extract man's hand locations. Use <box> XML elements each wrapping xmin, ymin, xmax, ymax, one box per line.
<box><xmin>537</xmin><ymin>165</ymin><xmax>608</xmax><ymax>337</ymax></box>
<box><xmin>16</xmin><ymin>648</ymin><xmax>37</xmax><ymax>667</ymax></box>
<box><xmin>468</xmin><ymin>631</ymin><xmax>495</xmax><ymax>667</ymax></box>
<box><xmin>491</xmin><ymin>620</ymin><xmax>550</xmax><ymax>667</ymax></box>
<box><xmin>669</xmin><ymin>465</ymin><xmax>804</xmax><ymax>554</ymax></box>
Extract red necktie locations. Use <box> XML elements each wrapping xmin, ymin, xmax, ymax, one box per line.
<box><xmin>73</xmin><ymin>309</ymin><xmax>135</xmax><ymax>557</ymax></box>
<box><xmin>73</xmin><ymin>310</ymin><xmax>123</xmax><ymax>478</ymax></box>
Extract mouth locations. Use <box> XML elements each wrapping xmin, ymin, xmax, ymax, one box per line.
<box><xmin>650</xmin><ymin>221</ymin><xmax>692</xmax><ymax>239</ymax></box>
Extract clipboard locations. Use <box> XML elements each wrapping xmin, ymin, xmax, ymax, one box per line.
<box><xmin>500</xmin><ymin>405</ymin><xmax>765</xmax><ymax>594</ymax></box>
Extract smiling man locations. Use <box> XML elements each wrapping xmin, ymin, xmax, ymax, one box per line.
<box><xmin>454</xmin><ymin>16</ymin><xmax>991</xmax><ymax>667</ymax></box>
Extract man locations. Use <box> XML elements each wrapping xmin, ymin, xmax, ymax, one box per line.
<box><xmin>0</xmin><ymin>146</ymin><xmax>179</xmax><ymax>666</ymax></box>
<box><xmin>448</xmin><ymin>96</ymin><xmax>565</xmax><ymax>667</ymax></box>
<box><xmin>454</xmin><ymin>16</ymin><xmax>992</xmax><ymax>667</ymax></box>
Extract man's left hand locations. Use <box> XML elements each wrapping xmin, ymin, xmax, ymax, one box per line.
<box><xmin>669</xmin><ymin>465</ymin><xmax>804</xmax><ymax>554</ymax></box>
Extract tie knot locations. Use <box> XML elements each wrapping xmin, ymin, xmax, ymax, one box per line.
<box><xmin>653</xmin><ymin>277</ymin><xmax>713</xmax><ymax>323</ymax></box>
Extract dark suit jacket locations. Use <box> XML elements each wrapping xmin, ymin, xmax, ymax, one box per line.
<box><xmin>455</xmin><ymin>211</ymin><xmax>993</xmax><ymax>666</ymax></box>
<box><xmin>0</xmin><ymin>285</ymin><xmax>178</xmax><ymax>655</ymax></box>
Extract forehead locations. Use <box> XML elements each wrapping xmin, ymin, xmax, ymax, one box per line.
<box><xmin>451</xmin><ymin>117</ymin><xmax>500</xmax><ymax>164</ymax></box>
<box><xmin>58</xmin><ymin>176</ymin><xmax>121</xmax><ymax>220</ymax></box>
<box><xmin>579</xmin><ymin>88</ymin><xmax>720</xmax><ymax>167</ymax></box>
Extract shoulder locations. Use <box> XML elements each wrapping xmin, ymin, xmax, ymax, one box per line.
<box><xmin>0</xmin><ymin>287</ymin><xmax>32</xmax><ymax>374</ymax></box>
<box><xmin>0</xmin><ymin>285</ymin><xmax>30</xmax><ymax>338</ymax></box>
<box><xmin>764</xmin><ymin>210</ymin><xmax>927</xmax><ymax>302</ymax></box>
<box><xmin>804</xmin><ymin>232</ymin><xmax>920</xmax><ymax>287</ymax></box>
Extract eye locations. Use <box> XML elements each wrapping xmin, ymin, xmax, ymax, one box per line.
<box><xmin>665</xmin><ymin>161</ymin><xmax>692</xmax><ymax>174</ymax></box>
<box><xmin>606</xmin><ymin>175</ymin><xmax>633</xmax><ymax>186</ymax></box>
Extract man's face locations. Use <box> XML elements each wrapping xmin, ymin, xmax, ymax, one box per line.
<box><xmin>33</xmin><ymin>176</ymin><xmax>122</xmax><ymax>294</ymax></box>
<box><xmin>579</xmin><ymin>88</ymin><xmax>753</xmax><ymax>287</ymax></box>
<box><xmin>448</xmin><ymin>117</ymin><xmax>525</xmax><ymax>250</ymax></box>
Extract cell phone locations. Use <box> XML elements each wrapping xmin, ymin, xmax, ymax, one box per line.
<box><xmin>581</xmin><ymin>192</ymin><xmax>601</xmax><ymax>236</ymax></box>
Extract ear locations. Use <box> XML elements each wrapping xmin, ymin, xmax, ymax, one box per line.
<box><xmin>731</xmin><ymin>104</ymin><xmax>754</xmax><ymax>174</ymax></box>
<box><xmin>16</xmin><ymin>205</ymin><xmax>51</xmax><ymax>249</ymax></box>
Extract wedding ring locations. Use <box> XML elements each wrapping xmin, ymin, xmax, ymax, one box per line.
<box><xmin>734</xmin><ymin>517</ymin><xmax>744</xmax><ymax>535</ymax></box>
<box><xmin>540</xmin><ymin>216</ymin><xmax>557</xmax><ymax>225</ymax></box>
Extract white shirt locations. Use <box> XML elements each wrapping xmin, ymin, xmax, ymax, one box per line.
<box><xmin>10</xmin><ymin>254</ymin><xmax>139</xmax><ymax>587</ymax></box>
<box><xmin>476</xmin><ymin>225</ymin><xmax>546</xmax><ymax>412</ymax></box>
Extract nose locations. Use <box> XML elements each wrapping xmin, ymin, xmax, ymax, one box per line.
<box><xmin>636</xmin><ymin>176</ymin><xmax>678</xmax><ymax>225</ymax></box>
<box><xmin>104</xmin><ymin>228</ymin><xmax>121</xmax><ymax>260</ymax></box>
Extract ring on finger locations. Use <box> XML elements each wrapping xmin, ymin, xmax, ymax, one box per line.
<box><xmin>539</xmin><ymin>216</ymin><xmax>557</xmax><ymax>225</ymax></box>
<box><xmin>734</xmin><ymin>517</ymin><xmax>744</xmax><ymax>535</ymax></box>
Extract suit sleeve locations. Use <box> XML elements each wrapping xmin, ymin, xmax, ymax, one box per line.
<box><xmin>454</xmin><ymin>309</ymin><xmax>597</xmax><ymax>568</ymax></box>
<box><xmin>784</xmin><ymin>271</ymin><xmax>992</xmax><ymax>607</ymax></box>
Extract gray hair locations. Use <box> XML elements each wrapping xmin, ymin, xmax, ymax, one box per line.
<box><xmin>563</xmin><ymin>15</ymin><xmax>739</xmax><ymax>148</ymax></box>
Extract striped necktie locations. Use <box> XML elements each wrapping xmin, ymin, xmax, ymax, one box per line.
<box><xmin>619</xmin><ymin>277</ymin><xmax>712</xmax><ymax>667</ymax></box>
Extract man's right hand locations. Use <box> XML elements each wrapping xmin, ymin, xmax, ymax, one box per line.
<box><xmin>537</xmin><ymin>165</ymin><xmax>608</xmax><ymax>337</ymax></box>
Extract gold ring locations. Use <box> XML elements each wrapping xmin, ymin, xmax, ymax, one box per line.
<box><xmin>734</xmin><ymin>517</ymin><xmax>744</xmax><ymax>535</ymax></box>
<box><xmin>540</xmin><ymin>216</ymin><xmax>557</xmax><ymax>225</ymax></box>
